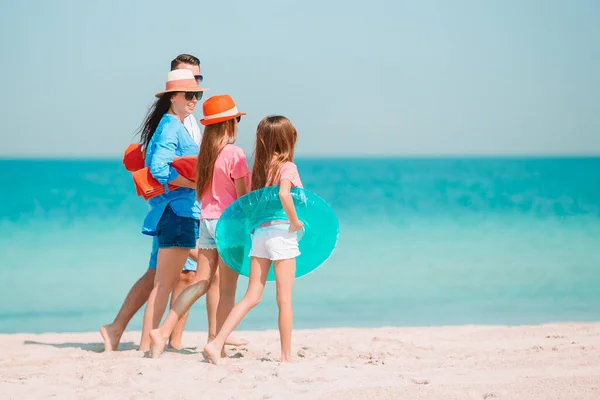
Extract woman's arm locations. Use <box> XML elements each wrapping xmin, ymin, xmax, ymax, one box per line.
<box><xmin>171</xmin><ymin>175</ymin><xmax>196</xmax><ymax>189</ymax></box>
<box><xmin>149</xmin><ymin>124</ymin><xmax>194</xmax><ymax>189</ymax></box>
<box><xmin>279</xmin><ymin>178</ymin><xmax>303</xmax><ymax>232</ymax></box>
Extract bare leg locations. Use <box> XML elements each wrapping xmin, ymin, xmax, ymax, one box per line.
<box><xmin>204</xmin><ymin>257</ymin><xmax>271</xmax><ymax>365</ymax></box>
<box><xmin>274</xmin><ymin>258</ymin><xmax>296</xmax><ymax>362</ymax></box>
<box><xmin>140</xmin><ymin>248</ymin><xmax>189</xmax><ymax>352</ymax></box>
<box><xmin>206</xmin><ymin>266</ymin><xmax>220</xmax><ymax>343</ymax></box>
<box><xmin>216</xmin><ymin>260</ymin><xmax>249</xmax><ymax>347</ymax></box>
<box><xmin>168</xmin><ymin>270</ymin><xmax>196</xmax><ymax>349</ymax></box>
<box><xmin>187</xmin><ymin>247</ymin><xmax>198</xmax><ymax>263</ymax></box>
<box><xmin>149</xmin><ymin>249</ymin><xmax>218</xmax><ymax>358</ymax></box>
<box><xmin>101</xmin><ymin>268</ymin><xmax>156</xmax><ymax>352</ymax></box>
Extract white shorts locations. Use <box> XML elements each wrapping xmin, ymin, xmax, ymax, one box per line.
<box><xmin>197</xmin><ymin>218</ymin><xmax>218</xmax><ymax>249</ymax></box>
<box><xmin>249</xmin><ymin>224</ymin><xmax>302</xmax><ymax>261</ymax></box>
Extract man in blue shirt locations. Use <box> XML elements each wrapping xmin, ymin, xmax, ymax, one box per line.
<box><xmin>101</xmin><ymin>54</ymin><xmax>246</xmax><ymax>352</ymax></box>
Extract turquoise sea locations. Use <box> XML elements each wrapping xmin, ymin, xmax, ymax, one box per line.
<box><xmin>1</xmin><ymin>157</ymin><xmax>599</xmax><ymax>334</ymax></box>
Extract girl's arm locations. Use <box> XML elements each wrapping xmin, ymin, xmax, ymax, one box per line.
<box><xmin>230</xmin><ymin>148</ymin><xmax>250</xmax><ymax>198</ymax></box>
<box><xmin>279</xmin><ymin>178</ymin><xmax>303</xmax><ymax>232</ymax></box>
<box><xmin>234</xmin><ymin>175</ymin><xmax>249</xmax><ymax>198</ymax></box>
<box><xmin>150</xmin><ymin>125</ymin><xmax>195</xmax><ymax>189</ymax></box>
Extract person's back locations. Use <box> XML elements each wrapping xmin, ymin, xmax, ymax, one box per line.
<box><xmin>204</xmin><ymin>115</ymin><xmax>304</xmax><ymax>364</ymax></box>
<box><xmin>200</xmin><ymin>144</ymin><xmax>251</xmax><ymax>220</ymax></box>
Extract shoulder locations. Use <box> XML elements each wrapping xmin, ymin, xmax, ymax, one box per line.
<box><xmin>222</xmin><ymin>144</ymin><xmax>247</xmax><ymax>158</ymax></box>
<box><xmin>280</xmin><ymin>161</ymin><xmax>302</xmax><ymax>187</ymax></box>
<box><xmin>281</xmin><ymin>161</ymin><xmax>298</xmax><ymax>173</ymax></box>
<box><xmin>156</xmin><ymin>114</ymin><xmax>184</xmax><ymax>138</ymax></box>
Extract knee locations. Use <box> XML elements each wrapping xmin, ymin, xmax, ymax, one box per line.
<box><xmin>211</xmin><ymin>270</ymin><xmax>220</xmax><ymax>287</ymax></box>
<box><xmin>276</xmin><ymin>293</ymin><xmax>292</xmax><ymax>309</ymax></box>
<box><xmin>205</xmin><ymin>270</ymin><xmax>218</xmax><ymax>293</ymax></box>
<box><xmin>145</xmin><ymin>269</ymin><xmax>157</xmax><ymax>281</ymax></box>
<box><xmin>179</xmin><ymin>271</ymin><xmax>196</xmax><ymax>286</ymax></box>
<box><xmin>219</xmin><ymin>280</ymin><xmax>237</xmax><ymax>298</ymax></box>
<box><xmin>245</xmin><ymin>293</ymin><xmax>262</xmax><ymax>308</ymax></box>
<box><xmin>188</xmin><ymin>280</ymin><xmax>210</xmax><ymax>299</ymax></box>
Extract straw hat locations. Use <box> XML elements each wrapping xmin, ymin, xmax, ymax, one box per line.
<box><xmin>200</xmin><ymin>95</ymin><xmax>246</xmax><ymax>126</ymax></box>
<box><xmin>154</xmin><ymin>69</ymin><xmax>208</xmax><ymax>98</ymax></box>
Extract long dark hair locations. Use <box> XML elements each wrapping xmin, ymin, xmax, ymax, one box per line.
<box><xmin>138</xmin><ymin>93</ymin><xmax>174</xmax><ymax>150</ymax></box>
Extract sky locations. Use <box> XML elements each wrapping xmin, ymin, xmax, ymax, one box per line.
<box><xmin>0</xmin><ymin>0</ymin><xmax>599</xmax><ymax>157</ymax></box>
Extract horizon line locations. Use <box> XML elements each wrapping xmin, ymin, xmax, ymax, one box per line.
<box><xmin>1</xmin><ymin>153</ymin><xmax>600</xmax><ymax>161</ymax></box>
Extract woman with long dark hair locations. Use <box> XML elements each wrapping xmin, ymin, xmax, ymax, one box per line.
<box><xmin>137</xmin><ymin>69</ymin><xmax>207</xmax><ymax>352</ymax></box>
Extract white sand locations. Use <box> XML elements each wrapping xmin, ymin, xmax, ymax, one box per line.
<box><xmin>1</xmin><ymin>323</ymin><xmax>599</xmax><ymax>399</ymax></box>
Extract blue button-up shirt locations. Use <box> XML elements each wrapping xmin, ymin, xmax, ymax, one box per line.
<box><xmin>142</xmin><ymin>113</ymin><xmax>200</xmax><ymax>236</ymax></box>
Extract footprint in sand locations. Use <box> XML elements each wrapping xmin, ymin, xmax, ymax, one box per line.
<box><xmin>297</xmin><ymin>349</ymin><xmax>307</xmax><ymax>358</ymax></box>
<box><xmin>399</xmin><ymin>375</ymin><xmax>429</xmax><ymax>385</ymax></box>
<box><xmin>358</xmin><ymin>352</ymin><xmax>386</xmax><ymax>365</ymax></box>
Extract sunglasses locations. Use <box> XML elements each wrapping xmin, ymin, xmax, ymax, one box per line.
<box><xmin>236</xmin><ymin>116</ymin><xmax>242</xmax><ymax>123</ymax></box>
<box><xmin>194</xmin><ymin>75</ymin><xmax>203</xmax><ymax>83</ymax></box>
<box><xmin>184</xmin><ymin>91</ymin><xmax>203</xmax><ymax>101</ymax></box>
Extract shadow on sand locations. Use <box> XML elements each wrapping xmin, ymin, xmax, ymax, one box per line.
<box><xmin>24</xmin><ymin>340</ymin><xmax>138</xmax><ymax>353</ymax></box>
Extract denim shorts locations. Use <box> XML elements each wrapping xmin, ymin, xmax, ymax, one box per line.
<box><xmin>156</xmin><ymin>204</ymin><xmax>199</xmax><ymax>249</ymax></box>
<box><xmin>197</xmin><ymin>218</ymin><xmax>218</xmax><ymax>250</ymax></box>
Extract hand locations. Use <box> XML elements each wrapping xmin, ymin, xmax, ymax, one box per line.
<box><xmin>289</xmin><ymin>220</ymin><xmax>304</xmax><ymax>233</ymax></box>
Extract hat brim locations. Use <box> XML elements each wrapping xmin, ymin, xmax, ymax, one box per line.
<box><xmin>155</xmin><ymin>87</ymin><xmax>209</xmax><ymax>98</ymax></box>
<box><xmin>200</xmin><ymin>112</ymin><xmax>247</xmax><ymax>126</ymax></box>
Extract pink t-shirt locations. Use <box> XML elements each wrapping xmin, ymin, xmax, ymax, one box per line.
<box><xmin>201</xmin><ymin>145</ymin><xmax>250</xmax><ymax>219</ymax></box>
<box><xmin>278</xmin><ymin>162</ymin><xmax>303</xmax><ymax>188</ymax></box>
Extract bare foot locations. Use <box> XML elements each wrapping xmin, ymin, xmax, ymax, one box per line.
<box><xmin>203</xmin><ymin>341</ymin><xmax>222</xmax><ymax>365</ymax></box>
<box><xmin>100</xmin><ymin>324</ymin><xmax>122</xmax><ymax>352</ymax></box>
<box><xmin>225</xmin><ymin>336</ymin><xmax>249</xmax><ymax>346</ymax></box>
<box><xmin>167</xmin><ymin>342</ymin><xmax>183</xmax><ymax>351</ymax></box>
<box><xmin>281</xmin><ymin>353</ymin><xmax>292</xmax><ymax>363</ymax></box>
<box><xmin>149</xmin><ymin>329</ymin><xmax>167</xmax><ymax>359</ymax></box>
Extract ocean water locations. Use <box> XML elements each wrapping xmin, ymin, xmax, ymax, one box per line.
<box><xmin>1</xmin><ymin>157</ymin><xmax>599</xmax><ymax>334</ymax></box>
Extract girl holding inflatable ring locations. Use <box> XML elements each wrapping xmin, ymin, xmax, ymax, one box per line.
<box><xmin>204</xmin><ymin>115</ymin><xmax>304</xmax><ymax>364</ymax></box>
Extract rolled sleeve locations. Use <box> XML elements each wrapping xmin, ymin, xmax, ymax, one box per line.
<box><xmin>149</xmin><ymin>124</ymin><xmax>180</xmax><ymax>185</ymax></box>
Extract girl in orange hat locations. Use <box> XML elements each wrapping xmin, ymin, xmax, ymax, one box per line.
<box><xmin>149</xmin><ymin>95</ymin><xmax>250</xmax><ymax>358</ymax></box>
<box><xmin>204</xmin><ymin>115</ymin><xmax>303</xmax><ymax>364</ymax></box>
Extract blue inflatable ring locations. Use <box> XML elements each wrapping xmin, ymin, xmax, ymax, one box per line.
<box><xmin>215</xmin><ymin>186</ymin><xmax>339</xmax><ymax>281</ymax></box>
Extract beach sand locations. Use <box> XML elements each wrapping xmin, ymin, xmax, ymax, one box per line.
<box><xmin>1</xmin><ymin>323</ymin><xmax>599</xmax><ymax>399</ymax></box>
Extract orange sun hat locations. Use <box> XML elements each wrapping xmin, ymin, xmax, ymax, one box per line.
<box><xmin>200</xmin><ymin>94</ymin><xmax>246</xmax><ymax>126</ymax></box>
